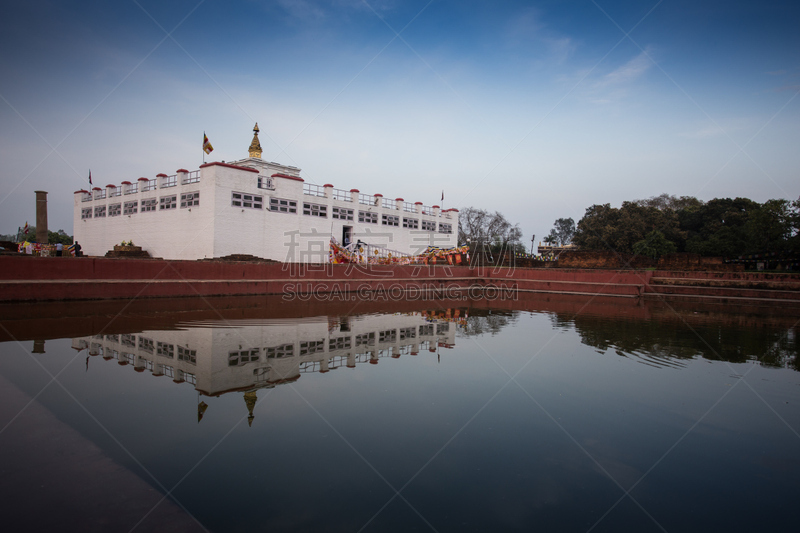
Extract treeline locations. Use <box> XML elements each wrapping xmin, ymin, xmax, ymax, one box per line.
<box><xmin>0</xmin><ymin>227</ymin><xmax>73</xmax><ymax>245</ymax></box>
<box><xmin>573</xmin><ymin>194</ymin><xmax>800</xmax><ymax>258</ymax></box>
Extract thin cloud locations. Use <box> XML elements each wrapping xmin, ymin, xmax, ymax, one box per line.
<box><xmin>597</xmin><ymin>48</ymin><xmax>653</xmax><ymax>87</ymax></box>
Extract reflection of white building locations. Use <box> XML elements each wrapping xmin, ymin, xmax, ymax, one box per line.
<box><xmin>73</xmin><ymin>311</ymin><xmax>460</xmax><ymax>424</ymax></box>
<box><xmin>73</xmin><ymin>124</ymin><xmax>458</xmax><ymax>261</ymax></box>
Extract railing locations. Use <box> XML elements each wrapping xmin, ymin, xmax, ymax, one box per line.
<box><xmin>109</xmin><ymin>189</ymin><xmax>121</xmax><ymax>197</ymax></box>
<box><xmin>421</xmin><ymin>206</ymin><xmax>434</xmax><ymax>216</ymax></box>
<box><xmin>332</xmin><ymin>188</ymin><xmax>351</xmax><ymax>202</ymax></box>
<box><xmin>381</xmin><ymin>198</ymin><xmax>396</xmax><ymax>210</ymax></box>
<box><xmin>141</xmin><ymin>179</ymin><xmax>157</xmax><ymax>192</ymax></box>
<box><xmin>403</xmin><ymin>202</ymin><xmax>416</xmax><ymax>213</ymax></box>
<box><xmin>94</xmin><ymin>190</ymin><xmax>106</xmax><ymax>200</ymax></box>
<box><xmin>181</xmin><ymin>170</ymin><xmax>200</xmax><ymax>184</ymax></box>
<box><xmin>359</xmin><ymin>193</ymin><xmax>376</xmax><ymax>206</ymax></box>
<box><xmin>161</xmin><ymin>175</ymin><xmax>177</xmax><ymax>188</ymax></box>
<box><xmin>303</xmin><ymin>183</ymin><xmax>325</xmax><ymax>197</ymax></box>
<box><xmin>125</xmin><ymin>184</ymin><xmax>138</xmax><ymax>195</ymax></box>
<box><xmin>82</xmin><ymin>193</ymin><xmax>92</xmax><ymax>202</ymax></box>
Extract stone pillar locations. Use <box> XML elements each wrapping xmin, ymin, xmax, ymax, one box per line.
<box><xmin>35</xmin><ymin>191</ymin><xmax>48</xmax><ymax>244</ymax></box>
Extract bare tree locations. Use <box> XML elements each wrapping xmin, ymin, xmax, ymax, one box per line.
<box><xmin>458</xmin><ymin>207</ymin><xmax>522</xmax><ymax>246</ymax></box>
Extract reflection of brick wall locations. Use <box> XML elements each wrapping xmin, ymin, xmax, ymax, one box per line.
<box><xmin>558</xmin><ymin>251</ymin><xmax>655</xmax><ymax>269</ymax></box>
<box><xmin>657</xmin><ymin>253</ymin><xmax>742</xmax><ymax>271</ymax></box>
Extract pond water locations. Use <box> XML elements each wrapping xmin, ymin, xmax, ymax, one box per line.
<box><xmin>0</xmin><ymin>295</ymin><xmax>798</xmax><ymax>532</ymax></box>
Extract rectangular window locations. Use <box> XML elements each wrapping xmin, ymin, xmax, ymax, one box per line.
<box><xmin>419</xmin><ymin>324</ymin><xmax>434</xmax><ymax>336</ymax></box>
<box><xmin>121</xmin><ymin>334</ymin><xmax>136</xmax><ymax>347</ymax></box>
<box><xmin>332</xmin><ymin>207</ymin><xmax>354</xmax><ymax>220</ymax></box>
<box><xmin>228</xmin><ymin>349</ymin><xmax>259</xmax><ymax>366</ymax></box>
<box><xmin>358</xmin><ymin>211</ymin><xmax>378</xmax><ymax>224</ymax></box>
<box><xmin>258</xmin><ymin>176</ymin><xmax>275</xmax><ymax>189</ymax></box>
<box><xmin>160</xmin><ymin>195</ymin><xmax>177</xmax><ymax>210</ymax></box>
<box><xmin>403</xmin><ymin>218</ymin><xmax>419</xmax><ymax>229</ymax></box>
<box><xmin>399</xmin><ymin>327</ymin><xmax>416</xmax><ymax>340</ymax></box>
<box><xmin>94</xmin><ymin>205</ymin><xmax>106</xmax><ymax>218</ymax></box>
<box><xmin>355</xmin><ymin>332</ymin><xmax>375</xmax><ymax>346</ymax></box>
<box><xmin>299</xmin><ymin>340</ymin><xmax>325</xmax><ymax>356</ymax></box>
<box><xmin>379</xmin><ymin>329</ymin><xmax>397</xmax><ymax>343</ymax></box>
<box><xmin>422</xmin><ymin>220</ymin><xmax>436</xmax><ymax>231</ymax></box>
<box><xmin>382</xmin><ymin>214</ymin><xmax>399</xmax><ymax>227</ymax></box>
<box><xmin>157</xmin><ymin>342</ymin><xmax>174</xmax><ymax>358</ymax></box>
<box><xmin>141</xmin><ymin>198</ymin><xmax>157</xmax><ymax>212</ymax></box>
<box><xmin>123</xmin><ymin>201</ymin><xmax>138</xmax><ymax>215</ymax></box>
<box><xmin>439</xmin><ymin>223</ymin><xmax>453</xmax><ymax>234</ymax></box>
<box><xmin>303</xmin><ymin>202</ymin><xmax>327</xmax><ymax>217</ymax></box>
<box><xmin>180</xmin><ymin>191</ymin><xmax>199</xmax><ymax>208</ymax></box>
<box><xmin>232</xmin><ymin>192</ymin><xmax>263</xmax><ymax>209</ymax></box>
<box><xmin>139</xmin><ymin>337</ymin><xmax>154</xmax><ymax>353</ymax></box>
<box><xmin>270</xmin><ymin>197</ymin><xmax>297</xmax><ymax>213</ymax></box>
<box><xmin>437</xmin><ymin>323</ymin><xmax>450</xmax><ymax>334</ymax></box>
<box><xmin>177</xmin><ymin>346</ymin><xmax>197</xmax><ymax>365</ymax></box>
<box><xmin>329</xmin><ymin>336</ymin><xmax>352</xmax><ymax>351</ymax></box>
<box><xmin>81</xmin><ymin>208</ymin><xmax>92</xmax><ymax>220</ymax></box>
<box><xmin>266</xmin><ymin>344</ymin><xmax>294</xmax><ymax>359</ymax></box>
<box><xmin>108</xmin><ymin>203</ymin><xmax>121</xmax><ymax>217</ymax></box>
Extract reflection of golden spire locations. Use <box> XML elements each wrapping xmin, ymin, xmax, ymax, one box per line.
<box><xmin>248</xmin><ymin>123</ymin><xmax>262</xmax><ymax>159</ymax></box>
<box><xmin>197</xmin><ymin>401</ymin><xmax>208</xmax><ymax>423</ymax></box>
<box><xmin>244</xmin><ymin>390</ymin><xmax>257</xmax><ymax>427</ymax></box>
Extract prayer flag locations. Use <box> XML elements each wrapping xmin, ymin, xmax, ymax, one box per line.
<box><xmin>23</xmin><ymin>221</ymin><xmax>29</xmax><ymax>234</ymax></box>
<box><xmin>88</xmin><ymin>170</ymin><xmax>92</xmax><ymax>186</ymax></box>
<box><xmin>203</xmin><ymin>133</ymin><xmax>214</xmax><ymax>154</ymax></box>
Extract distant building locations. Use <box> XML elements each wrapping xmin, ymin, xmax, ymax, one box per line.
<box><xmin>537</xmin><ymin>243</ymin><xmax>578</xmax><ymax>259</ymax></box>
<box><xmin>73</xmin><ymin>125</ymin><xmax>458</xmax><ymax>261</ymax></box>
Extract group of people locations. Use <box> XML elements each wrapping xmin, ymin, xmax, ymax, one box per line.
<box><xmin>20</xmin><ymin>241</ymin><xmax>82</xmax><ymax>257</ymax></box>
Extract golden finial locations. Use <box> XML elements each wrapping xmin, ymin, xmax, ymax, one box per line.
<box><xmin>244</xmin><ymin>390</ymin><xmax>257</xmax><ymax>427</ymax></box>
<box><xmin>248</xmin><ymin>123</ymin><xmax>262</xmax><ymax>159</ymax></box>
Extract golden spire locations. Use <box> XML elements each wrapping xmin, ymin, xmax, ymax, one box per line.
<box><xmin>244</xmin><ymin>390</ymin><xmax>257</xmax><ymax>427</ymax></box>
<box><xmin>248</xmin><ymin>123</ymin><xmax>262</xmax><ymax>159</ymax></box>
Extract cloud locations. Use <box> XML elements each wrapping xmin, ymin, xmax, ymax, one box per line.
<box><xmin>597</xmin><ymin>48</ymin><xmax>654</xmax><ymax>87</ymax></box>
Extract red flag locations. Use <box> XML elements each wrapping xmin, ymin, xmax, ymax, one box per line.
<box><xmin>88</xmin><ymin>170</ymin><xmax>92</xmax><ymax>186</ymax></box>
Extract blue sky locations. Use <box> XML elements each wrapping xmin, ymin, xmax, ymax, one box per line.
<box><xmin>1</xmin><ymin>0</ymin><xmax>798</xmax><ymax>245</ymax></box>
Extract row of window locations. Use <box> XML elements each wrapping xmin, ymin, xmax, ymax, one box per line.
<box><xmin>81</xmin><ymin>193</ymin><xmax>199</xmax><ymax>219</ymax></box>
<box><xmin>224</xmin><ymin>325</ymin><xmax>450</xmax><ymax>366</ymax></box>
<box><xmin>230</xmin><ymin>192</ymin><xmax>452</xmax><ymax>233</ymax></box>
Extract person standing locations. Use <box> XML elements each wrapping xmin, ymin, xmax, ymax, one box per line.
<box><xmin>73</xmin><ymin>241</ymin><xmax>82</xmax><ymax>257</ymax></box>
<box><xmin>56</xmin><ymin>242</ymin><xmax>63</xmax><ymax>257</ymax></box>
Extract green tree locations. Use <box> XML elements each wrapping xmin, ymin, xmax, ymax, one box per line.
<box><xmin>633</xmin><ymin>230</ymin><xmax>677</xmax><ymax>259</ymax></box>
<box><xmin>573</xmin><ymin>202</ymin><xmax>684</xmax><ymax>254</ymax></box>
<box><xmin>546</xmin><ymin>217</ymin><xmax>576</xmax><ymax>246</ymax></box>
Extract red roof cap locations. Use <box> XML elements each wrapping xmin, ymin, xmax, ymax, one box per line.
<box><xmin>271</xmin><ymin>172</ymin><xmax>304</xmax><ymax>182</ymax></box>
<box><xmin>323</xmin><ymin>183</ymin><xmax>334</xmax><ymax>188</ymax></box>
<box><xmin>200</xmin><ymin>161</ymin><xmax>260</xmax><ymax>174</ymax></box>
<box><xmin>176</xmin><ymin>168</ymin><xmax>189</xmax><ymax>173</ymax></box>
<box><xmin>92</xmin><ymin>187</ymin><xmax>102</xmax><ymax>190</ymax></box>
<box><xmin>374</xmin><ymin>193</ymin><xmax>383</xmax><ymax>197</ymax></box>
<box><xmin>350</xmin><ymin>188</ymin><xmax>360</xmax><ymax>193</ymax></box>
<box><xmin>106</xmin><ymin>184</ymin><xmax>116</xmax><ymax>188</ymax></box>
<box><xmin>74</xmin><ymin>189</ymin><xmax>89</xmax><ymax>194</ymax></box>
<box><xmin>138</xmin><ymin>177</ymin><xmax>149</xmax><ymax>181</ymax></box>
<box><xmin>121</xmin><ymin>181</ymin><xmax>131</xmax><ymax>185</ymax></box>
<box><xmin>432</xmin><ymin>205</ymin><xmax>440</xmax><ymax>209</ymax></box>
<box><xmin>156</xmin><ymin>173</ymin><xmax>168</xmax><ymax>177</ymax></box>
<box><xmin>414</xmin><ymin>202</ymin><xmax>423</xmax><ymax>205</ymax></box>
<box><xmin>395</xmin><ymin>198</ymin><xmax>404</xmax><ymax>202</ymax></box>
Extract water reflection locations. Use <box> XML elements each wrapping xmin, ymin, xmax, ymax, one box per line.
<box><xmin>2</xmin><ymin>294</ymin><xmax>799</xmax><ymax>531</ymax></box>
<box><xmin>72</xmin><ymin>310</ymin><xmax>464</xmax><ymax>425</ymax></box>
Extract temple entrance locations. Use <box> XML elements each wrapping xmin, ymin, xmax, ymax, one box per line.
<box><xmin>342</xmin><ymin>226</ymin><xmax>352</xmax><ymax>247</ymax></box>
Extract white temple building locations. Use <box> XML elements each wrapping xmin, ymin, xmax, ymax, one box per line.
<box><xmin>73</xmin><ymin>124</ymin><xmax>458</xmax><ymax>261</ymax></box>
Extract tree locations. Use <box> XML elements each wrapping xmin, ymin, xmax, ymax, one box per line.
<box><xmin>633</xmin><ymin>230</ymin><xmax>677</xmax><ymax>259</ymax></box>
<box><xmin>573</xmin><ymin>202</ymin><xmax>684</xmax><ymax>255</ymax></box>
<box><xmin>458</xmin><ymin>207</ymin><xmax>523</xmax><ymax>250</ymax></box>
<box><xmin>546</xmin><ymin>217</ymin><xmax>575</xmax><ymax>246</ymax></box>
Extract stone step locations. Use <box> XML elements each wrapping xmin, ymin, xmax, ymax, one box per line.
<box><xmin>650</xmin><ymin>277</ymin><xmax>800</xmax><ymax>291</ymax></box>
<box><xmin>647</xmin><ymin>283</ymin><xmax>800</xmax><ymax>301</ymax></box>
